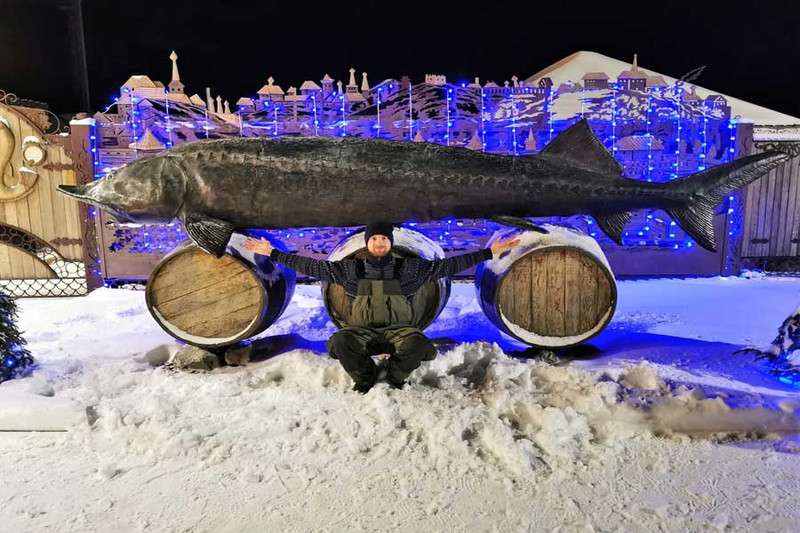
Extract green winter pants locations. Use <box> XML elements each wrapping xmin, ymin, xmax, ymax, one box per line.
<box><xmin>326</xmin><ymin>325</ymin><xmax>438</xmax><ymax>385</ymax></box>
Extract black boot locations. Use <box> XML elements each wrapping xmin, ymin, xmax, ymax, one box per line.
<box><xmin>352</xmin><ymin>366</ymin><xmax>377</xmax><ymax>394</ymax></box>
<box><xmin>352</xmin><ymin>380</ymin><xmax>375</xmax><ymax>394</ymax></box>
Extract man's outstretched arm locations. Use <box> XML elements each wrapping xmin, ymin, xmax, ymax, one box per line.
<box><xmin>402</xmin><ymin>235</ymin><xmax>521</xmax><ymax>284</ymax></box>
<box><xmin>245</xmin><ymin>236</ymin><xmax>354</xmax><ymax>285</ymax></box>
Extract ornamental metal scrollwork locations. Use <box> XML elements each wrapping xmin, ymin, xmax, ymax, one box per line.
<box><xmin>1</xmin><ymin>89</ymin><xmax>67</xmax><ymax>135</ymax></box>
<box><xmin>0</xmin><ymin>223</ymin><xmax>76</xmax><ymax>278</ymax></box>
<box><xmin>0</xmin><ymin>117</ymin><xmax>39</xmax><ymax>202</ymax></box>
<box><xmin>753</xmin><ymin>142</ymin><xmax>800</xmax><ymax>157</ymax></box>
<box><xmin>0</xmin><ymin>223</ymin><xmax>87</xmax><ymax>298</ymax></box>
<box><xmin>0</xmin><ymin>90</ymin><xmax>18</xmax><ymax>106</ymax></box>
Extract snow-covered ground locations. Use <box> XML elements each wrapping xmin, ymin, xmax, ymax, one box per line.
<box><xmin>2</xmin><ymin>276</ymin><xmax>800</xmax><ymax>532</ymax></box>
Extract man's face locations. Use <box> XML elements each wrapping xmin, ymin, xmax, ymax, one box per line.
<box><xmin>367</xmin><ymin>234</ymin><xmax>392</xmax><ymax>257</ymax></box>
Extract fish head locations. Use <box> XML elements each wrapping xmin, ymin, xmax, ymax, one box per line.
<box><xmin>57</xmin><ymin>155</ymin><xmax>185</xmax><ymax>224</ymax></box>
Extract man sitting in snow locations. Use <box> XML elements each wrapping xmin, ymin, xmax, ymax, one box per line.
<box><xmin>245</xmin><ymin>221</ymin><xmax>520</xmax><ymax>394</ymax></box>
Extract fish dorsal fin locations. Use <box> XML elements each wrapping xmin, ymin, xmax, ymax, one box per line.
<box><xmin>539</xmin><ymin>119</ymin><xmax>624</xmax><ymax>176</ymax></box>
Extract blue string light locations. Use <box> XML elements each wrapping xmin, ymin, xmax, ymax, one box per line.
<box><xmin>311</xmin><ymin>94</ymin><xmax>319</xmax><ymax>136</ymax></box>
<box><xmin>724</xmin><ymin>120</ymin><xmax>739</xmax><ymax>272</ymax></box>
<box><xmin>646</xmin><ymin>86</ymin><xmax>653</xmax><ymax>182</ymax></box>
<box><xmin>408</xmin><ymin>80</ymin><xmax>414</xmax><ymax>141</ymax></box>
<box><xmin>164</xmin><ymin>89</ymin><xmax>173</xmax><ymax>148</ymax></box>
<box><xmin>481</xmin><ymin>90</ymin><xmax>487</xmax><ymax>151</ymax></box>
<box><xmin>130</xmin><ymin>94</ymin><xmax>139</xmax><ymax>156</ymax></box>
<box><xmin>610</xmin><ymin>83</ymin><xmax>617</xmax><ymax>152</ymax></box>
<box><xmin>699</xmin><ymin>98</ymin><xmax>709</xmax><ymax>171</ymax></box>
<box><xmin>511</xmin><ymin>91</ymin><xmax>518</xmax><ymax>156</ymax></box>
<box><xmin>446</xmin><ymin>87</ymin><xmax>452</xmax><ymax>145</ymax></box>
<box><xmin>673</xmin><ymin>84</ymin><xmax>683</xmax><ymax>181</ymax></box>
<box><xmin>547</xmin><ymin>86</ymin><xmax>554</xmax><ymax>143</ymax></box>
<box><xmin>340</xmin><ymin>93</ymin><xmax>346</xmax><ymax>137</ymax></box>
<box><xmin>203</xmin><ymin>97</ymin><xmax>210</xmax><ymax>139</ymax></box>
<box><xmin>376</xmin><ymin>88</ymin><xmax>381</xmax><ymax>138</ymax></box>
<box><xmin>90</xmin><ymin>65</ymin><xmax>746</xmax><ymax>258</ymax></box>
<box><xmin>87</xmin><ymin>120</ymin><xmax>103</xmax><ymax>279</ymax></box>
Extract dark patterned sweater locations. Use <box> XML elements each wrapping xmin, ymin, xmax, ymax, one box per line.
<box><xmin>269</xmin><ymin>248</ymin><xmax>493</xmax><ymax>300</ymax></box>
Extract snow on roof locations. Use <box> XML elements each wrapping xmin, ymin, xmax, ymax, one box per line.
<box><xmin>618</xmin><ymin>69</ymin><xmax>647</xmax><ymax>79</ymax></box>
<box><xmin>557</xmin><ymin>82</ymin><xmax>582</xmax><ymax>92</ymax></box>
<box><xmin>646</xmin><ymin>75</ymin><xmax>668</xmax><ymax>87</ymax></box>
<box><xmin>167</xmin><ymin>93</ymin><xmax>193</xmax><ymax>104</ymax></box>
<box><xmin>258</xmin><ymin>77</ymin><xmax>285</xmax><ymax>95</ymax></box>
<box><xmin>121</xmin><ymin>75</ymin><xmax>158</xmax><ymax>89</ymax></box>
<box><xmin>258</xmin><ymin>85</ymin><xmax>284</xmax><ymax>95</ymax></box>
<box><xmin>128</xmin><ymin>128</ymin><xmax>165</xmax><ymax>151</ymax></box>
<box><xmin>236</xmin><ymin>97</ymin><xmax>254</xmax><ymax>106</ymax></box>
<box><xmin>300</xmin><ymin>80</ymin><xmax>322</xmax><ymax>91</ymax></box>
<box><xmin>582</xmin><ymin>72</ymin><xmax>609</xmax><ymax>80</ymax></box>
<box><xmin>525</xmin><ymin>51</ymin><xmax>800</xmax><ymax>125</ymax></box>
<box><xmin>189</xmin><ymin>94</ymin><xmax>206</xmax><ymax>107</ymax></box>
<box><xmin>345</xmin><ymin>92</ymin><xmax>366</xmax><ymax>103</ymax></box>
<box><xmin>466</xmin><ymin>132</ymin><xmax>483</xmax><ymax>150</ymax></box>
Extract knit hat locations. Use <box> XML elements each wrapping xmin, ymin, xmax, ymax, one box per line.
<box><xmin>364</xmin><ymin>221</ymin><xmax>395</xmax><ymax>246</ymax></box>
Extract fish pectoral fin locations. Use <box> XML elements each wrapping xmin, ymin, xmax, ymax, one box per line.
<box><xmin>666</xmin><ymin>202</ymin><xmax>717</xmax><ymax>252</ymax></box>
<box><xmin>182</xmin><ymin>212</ymin><xmax>235</xmax><ymax>258</ymax></box>
<box><xmin>490</xmin><ymin>216</ymin><xmax>548</xmax><ymax>234</ymax></box>
<box><xmin>539</xmin><ymin>119</ymin><xmax>624</xmax><ymax>176</ymax></box>
<box><xmin>594</xmin><ymin>212</ymin><xmax>631</xmax><ymax>245</ymax></box>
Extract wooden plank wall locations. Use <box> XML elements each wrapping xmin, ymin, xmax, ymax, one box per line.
<box><xmin>0</xmin><ymin>104</ymin><xmax>82</xmax><ymax>280</ymax></box>
<box><xmin>741</xmin><ymin>144</ymin><xmax>800</xmax><ymax>258</ymax></box>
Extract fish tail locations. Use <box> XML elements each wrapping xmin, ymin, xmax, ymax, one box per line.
<box><xmin>666</xmin><ymin>150</ymin><xmax>790</xmax><ymax>251</ymax></box>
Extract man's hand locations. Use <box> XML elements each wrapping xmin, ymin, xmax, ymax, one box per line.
<box><xmin>244</xmin><ymin>236</ymin><xmax>274</xmax><ymax>256</ymax></box>
<box><xmin>490</xmin><ymin>235</ymin><xmax>521</xmax><ymax>258</ymax></box>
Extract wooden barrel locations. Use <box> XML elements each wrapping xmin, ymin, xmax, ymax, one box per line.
<box><xmin>475</xmin><ymin>224</ymin><xmax>616</xmax><ymax>348</ymax></box>
<box><xmin>322</xmin><ymin>226</ymin><xmax>451</xmax><ymax>330</ymax></box>
<box><xmin>145</xmin><ymin>232</ymin><xmax>296</xmax><ymax>348</ymax></box>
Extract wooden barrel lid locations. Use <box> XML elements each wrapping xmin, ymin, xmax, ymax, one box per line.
<box><xmin>146</xmin><ymin>247</ymin><xmax>264</xmax><ymax>343</ymax></box>
<box><xmin>496</xmin><ymin>246</ymin><xmax>615</xmax><ymax>340</ymax></box>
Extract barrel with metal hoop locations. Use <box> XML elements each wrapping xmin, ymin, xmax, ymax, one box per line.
<box><xmin>145</xmin><ymin>232</ymin><xmax>296</xmax><ymax>348</ymax></box>
<box><xmin>322</xmin><ymin>226</ymin><xmax>451</xmax><ymax>330</ymax></box>
<box><xmin>475</xmin><ymin>224</ymin><xmax>617</xmax><ymax>348</ymax></box>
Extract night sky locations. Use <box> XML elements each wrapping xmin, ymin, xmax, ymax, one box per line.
<box><xmin>2</xmin><ymin>0</ymin><xmax>799</xmax><ymax>119</ymax></box>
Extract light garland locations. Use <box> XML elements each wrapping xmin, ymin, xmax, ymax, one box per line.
<box><xmin>164</xmin><ymin>90</ymin><xmax>174</xmax><ymax>147</ymax></box>
<box><xmin>311</xmin><ymin>94</ymin><xmax>319</xmax><ymax>136</ymax></box>
<box><xmin>481</xmin><ymin>90</ymin><xmax>487</xmax><ymax>151</ymax></box>
<box><xmin>376</xmin><ymin>88</ymin><xmax>381</xmax><ymax>138</ymax></box>
<box><xmin>89</xmin><ymin>64</ymin><xmax>750</xmax><ymax>265</ymax></box>
<box><xmin>408</xmin><ymin>81</ymin><xmax>413</xmax><ymax>141</ymax></box>
<box><xmin>446</xmin><ymin>87</ymin><xmax>452</xmax><ymax>146</ymax></box>
<box><xmin>646</xmin><ymin>87</ymin><xmax>653</xmax><ymax>182</ymax></box>
<box><xmin>340</xmin><ymin>94</ymin><xmax>346</xmax><ymax>137</ymax></box>
<box><xmin>511</xmin><ymin>91</ymin><xmax>518</xmax><ymax>156</ymax></box>
<box><xmin>610</xmin><ymin>82</ymin><xmax>617</xmax><ymax>153</ymax></box>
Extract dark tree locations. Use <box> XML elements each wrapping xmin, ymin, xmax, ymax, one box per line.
<box><xmin>0</xmin><ymin>291</ymin><xmax>34</xmax><ymax>384</ymax></box>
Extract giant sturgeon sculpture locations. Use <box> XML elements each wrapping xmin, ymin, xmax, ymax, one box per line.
<box><xmin>57</xmin><ymin>119</ymin><xmax>790</xmax><ymax>257</ymax></box>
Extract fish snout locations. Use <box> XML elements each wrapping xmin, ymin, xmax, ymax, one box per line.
<box><xmin>56</xmin><ymin>184</ymin><xmax>91</xmax><ymax>200</ymax></box>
